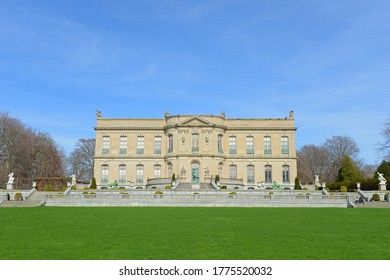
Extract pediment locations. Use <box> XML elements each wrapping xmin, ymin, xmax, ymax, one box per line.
<box><xmin>178</xmin><ymin>116</ymin><xmax>215</xmax><ymax>127</ymax></box>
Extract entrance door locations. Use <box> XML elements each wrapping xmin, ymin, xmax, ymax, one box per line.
<box><xmin>191</xmin><ymin>163</ymin><xmax>200</xmax><ymax>183</ymax></box>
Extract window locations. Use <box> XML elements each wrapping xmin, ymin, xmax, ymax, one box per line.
<box><xmin>168</xmin><ymin>162</ymin><xmax>173</xmax><ymax>178</ymax></box>
<box><xmin>154</xmin><ymin>136</ymin><xmax>162</xmax><ymax>154</ymax></box>
<box><xmin>119</xmin><ymin>136</ymin><xmax>127</xmax><ymax>154</ymax></box>
<box><xmin>136</xmin><ymin>164</ymin><xmax>144</xmax><ymax>183</ymax></box>
<box><xmin>154</xmin><ymin>164</ymin><xmax>161</xmax><ymax>178</ymax></box>
<box><xmin>119</xmin><ymin>165</ymin><xmax>126</xmax><ymax>183</ymax></box>
<box><xmin>247</xmin><ymin>165</ymin><xmax>255</xmax><ymax>183</ymax></box>
<box><xmin>229</xmin><ymin>164</ymin><xmax>237</xmax><ymax>179</ymax></box>
<box><xmin>192</xmin><ymin>133</ymin><xmax>199</xmax><ymax>153</ymax></box>
<box><xmin>246</xmin><ymin>136</ymin><xmax>254</xmax><ymax>155</ymax></box>
<box><xmin>102</xmin><ymin>136</ymin><xmax>110</xmax><ymax>154</ymax></box>
<box><xmin>101</xmin><ymin>165</ymin><xmax>109</xmax><ymax>183</ymax></box>
<box><xmin>218</xmin><ymin>135</ymin><xmax>223</xmax><ymax>154</ymax></box>
<box><xmin>283</xmin><ymin>165</ymin><xmax>290</xmax><ymax>183</ymax></box>
<box><xmin>264</xmin><ymin>136</ymin><xmax>271</xmax><ymax>155</ymax></box>
<box><xmin>168</xmin><ymin>135</ymin><xmax>173</xmax><ymax>153</ymax></box>
<box><xmin>229</xmin><ymin>136</ymin><xmax>236</xmax><ymax>154</ymax></box>
<box><xmin>218</xmin><ymin>163</ymin><xmax>223</xmax><ymax>178</ymax></box>
<box><xmin>137</xmin><ymin>136</ymin><xmax>144</xmax><ymax>155</ymax></box>
<box><xmin>281</xmin><ymin>136</ymin><xmax>289</xmax><ymax>155</ymax></box>
<box><xmin>265</xmin><ymin>165</ymin><xmax>272</xmax><ymax>183</ymax></box>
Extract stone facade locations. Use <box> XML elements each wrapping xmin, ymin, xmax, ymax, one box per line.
<box><xmin>93</xmin><ymin>112</ymin><xmax>297</xmax><ymax>188</ymax></box>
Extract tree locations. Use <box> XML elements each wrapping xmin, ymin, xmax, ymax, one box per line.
<box><xmin>297</xmin><ymin>145</ymin><xmax>330</xmax><ymax>183</ymax></box>
<box><xmin>336</xmin><ymin>155</ymin><xmax>362</xmax><ymax>183</ymax></box>
<box><xmin>378</xmin><ymin>117</ymin><xmax>390</xmax><ymax>160</ymax></box>
<box><xmin>68</xmin><ymin>138</ymin><xmax>95</xmax><ymax>181</ymax></box>
<box><xmin>0</xmin><ymin>112</ymin><xmax>65</xmax><ymax>185</ymax></box>
<box><xmin>375</xmin><ymin>160</ymin><xmax>390</xmax><ymax>179</ymax></box>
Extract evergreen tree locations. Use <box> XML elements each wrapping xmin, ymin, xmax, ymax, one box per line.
<box><xmin>336</xmin><ymin>155</ymin><xmax>362</xmax><ymax>183</ymax></box>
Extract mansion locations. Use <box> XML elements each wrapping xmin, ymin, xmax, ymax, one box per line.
<box><xmin>93</xmin><ymin>112</ymin><xmax>297</xmax><ymax>189</ymax></box>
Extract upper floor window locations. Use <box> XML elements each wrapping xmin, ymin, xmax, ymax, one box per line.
<box><xmin>192</xmin><ymin>133</ymin><xmax>199</xmax><ymax>153</ymax></box>
<box><xmin>119</xmin><ymin>136</ymin><xmax>127</xmax><ymax>154</ymax></box>
<box><xmin>229</xmin><ymin>136</ymin><xmax>236</xmax><ymax>154</ymax></box>
<box><xmin>168</xmin><ymin>135</ymin><xmax>173</xmax><ymax>153</ymax></box>
<box><xmin>246</xmin><ymin>136</ymin><xmax>254</xmax><ymax>155</ymax></box>
<box><xmin>264</xmin><ymin>136</ymin><xmax>271</xmax><ymax>155</ymax></box>
<box><xmin>218</xmin><ymin>135</ymin><xmax>223</xmax><ymax>154</ymax></box>
<box><xmin>137</xmin><ymin>136</ymin><xmax>144</xmax><ymax>155</ymax></box>
<box><xmin>102</xmin><ymin>136</ymin><xmax>110</xmax><ymax>154</ymax></box>
<box><xmin>154</xmin><ymin>136</ymin><xmax>162</xmax><ymax>154</ymax></box>
<box><xmin>281</xmin><ymin>136</ymin><xmax>289</xmax><ymax>155</ymax></box>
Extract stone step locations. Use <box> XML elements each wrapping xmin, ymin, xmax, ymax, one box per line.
<box><xmin>1</xmin><ymin>200</ymin><xmax>45</xmax><ymax>207</ymax></box>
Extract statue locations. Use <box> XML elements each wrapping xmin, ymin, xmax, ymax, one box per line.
<box><xmin>377</xmin><ymin>172</ymin><xmax>387</xmax><ymax>183</ymax></box>
<box><xmin>221</xmin><ymin>110</ymin><xmax>226</xmax><ymax>118</ymax></box>
<box><xmin>108</xmin><ymin>180</ymin><xmax>118</xmax><ymax>188</ymax></box>
<box><xmin>289</xmin><ymin>110</ymin><xmax>294</xmax><ymax>119</ymax></box>
<box><xmin>7</xmin><ymin>172</ymin><xmax>14</xmax><ymax>184</ymax></box>
<box><xmin>180</xmin><ymin>166</ymin><xmax>186</xmax><ymax>178</ymax></box>
<box><xmin>164</xmin><ymin>111</ymin><xmax>170</xmax><ymax>118</ymax></box>
<box><xmin>96</xmin><ymin>110</ymin><xmax>102</xmax><ymax>118</ymax></box>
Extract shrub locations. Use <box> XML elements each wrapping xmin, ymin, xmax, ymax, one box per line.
<box><xmin>294</xmin><ymin>177</ymin><xmax>301</xmax><ymax>190</ymax></box>
<box><xmin>194</xmin><ymin>192</ymin><xmax>200</xmax><ymax>195</ymax></box>
<box><xmin>14</xmin><ymin>193</ymin><xmax>23</xmax><ymax>201</ymax></box>
<box><xmin>384</xmin><ymin>193</ymin><xmax>390</xmax><ymax>201</ymax></box>
<box><xmin>340</xmin><ymin>186</ymin><xmax>348</xmax><ymax>192</ymax></box>
<box><xmin>220</xmin><ymin>185</ymin><xmax>227</xmax><ymax>190</ymax></box>
<box><xmin>229</xmin><ymin>192</ymin><xmax>237</xmax><ymax>195</ymax></box>
<box><xmin>44</xmin><ymin>185</ymin><xmax>54</xmax><ymax>191</ymax></box>
<box><xmin>154</xmin><ymin>191</ymin><xmax>163</xmax><ymax>195</ymax></box>
<box><xmin>82</xmin><ymin>191</ymin><xmax>89</xmax><ymax>195</ymax></box>
<box><xmin>71</xmin><ymin>185</ymin><xmax>77</xmax><ymax>190</ymax></box>
<box><xmin>165</xmin><ymin>185</ymin><xmax>172</xmax><ymax>190</ymax></box>
<box><xmin>372</xmin><ymin>193</ymin><xmax>380</xmax><ymax>201</ymax></box>
<box><xmin>302</xmin><ymin>187</ymin><xmax>308</xmax><ymax>190</ymax></box>
<box><xmin>6</xmin><ymin>193</ymin><xmax>10</xmax><ymax>200</ymax></box>
<box><xmin>215</xmin><ymin>175</ymin><xmax>220</xmax><ymax>182</ymax></box>
<box><xmin>90</xmin><ymin>177</ymin><xmax>97</xmax><ymax>189</ymax></box>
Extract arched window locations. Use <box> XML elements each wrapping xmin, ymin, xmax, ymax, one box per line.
<box><xmin>265</xmin><ymin>165</ymin><xmax>272</xmax><ymax>183</ymax></box>
<box><xmin>247</xmin><ymin>165</ymin><xmax>255</xmax><ymax>183</ymax></box>
<box><xmin>218</xmin><ymin>163</ymin><xmax>223</xmax><ymax>178</ymax></box>
<box><xmin>119</xmin><ymin>164</ymin><xmax>126</xmax><ymax>183</ymax></box>
<box><xmin>168</xmin><ymin>135</ymin><xmax>173</xmax><ymax>153</ymax></box>
<box><xmin>154</xmin><ymin>164</ymin><xmax>161</xmax><ymax>178</ymax></box>
<box><xmin>229</xmin><ymin>164</ymin><xmax>237</xmax><ymax>179</ymax></box>
<box><xmin>101</xmin><ymin>164</ymin><xmax>109</xmax><ymax>183</ymax></box>
<box><xmin>168</xmin><ymin>162</ymin><xmax>173</xmax><ymax>178</ymax></box>
<box><xmin>136</xmin><ymin>164</ymin><xmax>144</xmax><ymax>183</ymax></box>
<box><xmin>282</xmin><ymin>165</ymin><xmax>290</xmax><ymax>183</ymax></box>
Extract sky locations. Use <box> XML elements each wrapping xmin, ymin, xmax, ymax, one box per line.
<box><xmin>1</xmin><ymin>0</ymin><xmax>390</xmax><ymax>165</ymax></box>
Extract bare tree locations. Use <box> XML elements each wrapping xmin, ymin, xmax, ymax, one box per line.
<box><xmin>0</xmin><ymin>112</ymin><xmax>65</xmax><ymax>185</ymax></box>
<box><xmin>68</xmin><ymin>138</ymin><xmax>95</xmax><ymax>181</ymax></box>
<box><xmin>378</xmin><ymin>118</ymin><xmax>390</xmax><ymax>160</ymax></box>
<box><xmin>297</xmin><ymin>145</ymin><xmax>331</xmax><ymax>183</ymax></box>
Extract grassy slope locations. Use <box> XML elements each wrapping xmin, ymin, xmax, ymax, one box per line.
<box><xmin>0</xmin><ymin>207</ymin><xmax>389</xmax><ymax>260</ymax></box>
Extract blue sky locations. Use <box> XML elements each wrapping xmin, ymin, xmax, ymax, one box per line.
<box><xmin>1</xmin><ymin>0</ymin><xmax>389</xmax><ymax>164</ymax></box>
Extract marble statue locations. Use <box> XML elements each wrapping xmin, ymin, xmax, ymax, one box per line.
<box><xmin>8</xmin><ymin>172</ymin><xmax>14</xmax><ymax>184</ymax></box>
<box><xmin>377</xmin><ymin>172</ymin><xmax>387</xmax><ymax>183</ymax></box>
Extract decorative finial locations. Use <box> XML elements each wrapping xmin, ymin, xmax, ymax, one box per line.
<box><xmin>289</xmin><ymin>110</ymin><xmax>294</xmax><ymax>119</ymax></box>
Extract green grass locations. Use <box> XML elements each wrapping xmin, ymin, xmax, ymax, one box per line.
<box><xmin>0</xmin><ymin>207</ymin><xmax>389</xmax><ymax>260</ymax></box>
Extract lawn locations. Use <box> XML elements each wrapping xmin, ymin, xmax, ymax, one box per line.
<box><xmin>0</xmin><ymin>207</ymin><xmax>389</xmax><ymax>260</ymax></box>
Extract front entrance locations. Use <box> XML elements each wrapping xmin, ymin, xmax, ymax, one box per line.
<box><xmin>191</xmin><ymin>163</ymin><xmax>200</xmax><ymax>183</ymax></box>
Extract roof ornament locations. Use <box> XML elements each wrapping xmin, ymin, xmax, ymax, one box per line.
<box><xmin>96</xmin><ymin>110</ymin><xmax>102</xmax><ymax>118</ymax></box>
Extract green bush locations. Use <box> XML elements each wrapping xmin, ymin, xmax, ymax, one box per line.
<box><xmin>215</xmin><ymin>175</ymin><xmax>220</xmax><ymax>182</ymax></box>
<box><xmin>294</xmin><ymin>177</ymin><xmax>301</xmax><ymax>190</ymax></box>
<box><xmin>340</xmin><ymin>186</ymin><xmax>348</xmax><ymax>192</ymax></box>
<box><xmin>71</xmin><ymin>185</ymin><xmax>77</xmax><ymax>190</ymax></box>
<box><xmin>229</xmin><ymin>192</ymin><xmax>237</xmax><ymax>195</ymax></box>
<box><xmin>154</xmin><ymin>191</ymin><xmax>163</xmax><ymax>195</ymax></box>
<box><xmin>14</xmin><ymin>193</ymin><xmax>23</xmax><ymax>201</ymax></box>
<box><xmin>44</xmin><ymin>185</ymin><xmax>54</xmax><ymax>191</ymax></box>
<box><xmin>220</xmin><ymin>185</ymin><xmax>227</xmax><ymax>190</ymax></box>
<box><xmin>165</xmin><ymin>185</ymin><xmax>172</xmax><ymax>190</ymax></box>
<box><xmin>372</xmin><ymin>193</ymin><xmax>380</xmax><ymax>201</ymax></box>
<box><xmin>82</xmin><ymin>191</ymin><xmax>89</xmax><ymax>195</ymax></box>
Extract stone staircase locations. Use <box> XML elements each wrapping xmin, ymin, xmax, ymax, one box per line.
<box><xmin>0</xmin><ymin>191</ymin><xmax>46</xmax><ymax>207</ymax></box>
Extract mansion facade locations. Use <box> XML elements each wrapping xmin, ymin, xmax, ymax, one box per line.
<box><xmin>93</xmin><ymin>112</ymin><xmax>297</xmax><ymax>189</ymax></box>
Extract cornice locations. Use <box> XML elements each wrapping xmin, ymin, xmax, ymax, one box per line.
<box><xmin>94</xmin><ymin>127</ymin><xmax>163</xmax><ymax>131</ymax></box>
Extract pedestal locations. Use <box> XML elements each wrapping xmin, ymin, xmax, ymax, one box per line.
<box><xmin>6</xmin><ymin>183</ymin><xmax>14</xmax><ymax>190</ymax></box>
<box><xmin>379</xmin><ymin>182</ymin><xmax>386</xmax><ymax>191</ymax></box>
